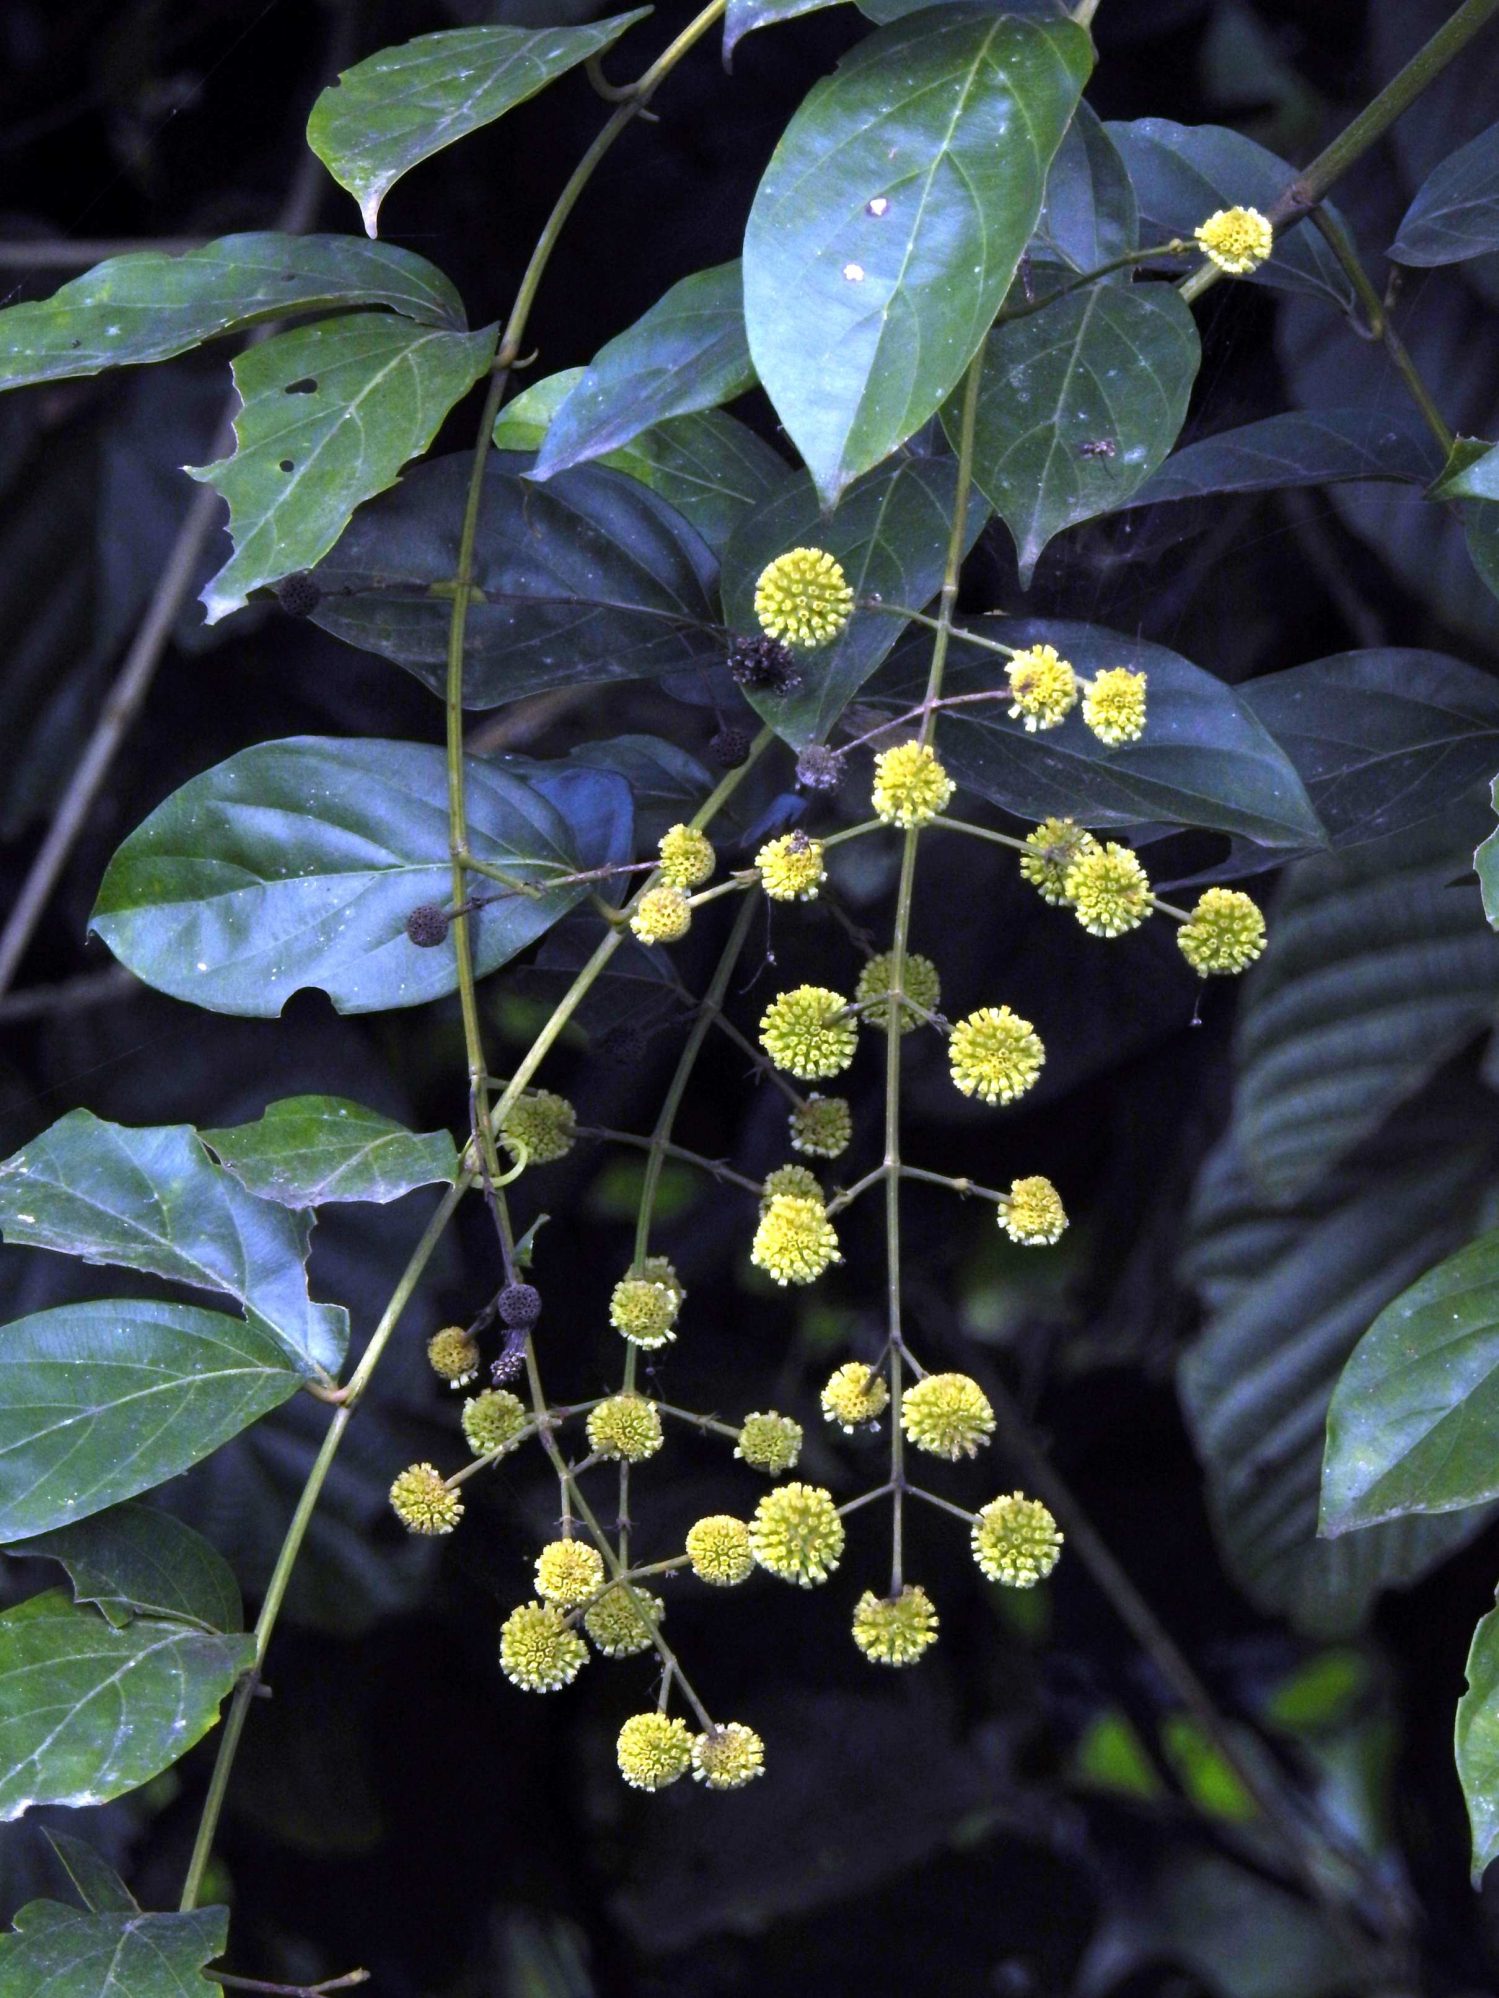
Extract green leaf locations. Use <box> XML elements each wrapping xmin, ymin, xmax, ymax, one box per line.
<box><xmin>1392</xmin><ymin>118</ymin><xmax>1499</xmax><ymax>267</ymax></box>
<box><xmin>0</xmin><ymin>234</ymin><xmax>466</xmax><ymax>391</ymax></box>
<box><xmin>1457</xmin><ymin>1597</ymin><xmax>1499</xmax><ymax>1882</ymax></box>
<box><xmin>1128</xmin><ymin>409</ymin><xmax>1440</xmax><ymax>507</ymax></box>
<box><xmin>200</xmin><ymin>1096</ymin><xmax>458</xmax><ymax>1207</ymax></box>
<box><xmin>720</xmin><ymin>444</ymin><xmax>987</xmax><ymax>748</ymax></box>
<box><xmin>498</xmin><ymin>372</ymin><xmax>785</xmax><ymax>553</ymax></box>
<box><xmin>723</xmin><ymin>0</ymin><xmax>850</xmax><ymax>61</ymax></box>
<box><xmin>309</xmin><ymin>453</ymin><xmax>722</xmax><ymax>705</ymax></box>
<box><xmin>871</xmin><ymin>620</ymin><xmax>1325</xmax><ymax>848</ymax></box>
<box><xmin>1427</xmin><ymin>435</ymin><xmax>1499</xmax><ymax>502</ymax></box>
<box><xmin>1323</xmin><ymin>1228</ymin><xmax>1499</xmax><ymax>1536</ymax></box>
<box><xmin>0</xmin><ymin>1110</ymin><xmax>347</xmax><ymax>1375</ymax></box>
<box><xmin>6</xmin><ymin>1504</ymin><xmax>242</xmax><ymax>1634</ymax></box>
<box><xmin>0</xmin><ymin>1902</ymin><xmax>227</xmax><ymax>1997</ymax></box>
<box><xmin>1107</xmin><ymin>119</ymin><xmax>1355</xmax><ymax>307</ymax></box>
<box><xmin>1465</xmin><ymin>503</ymin><xmax>1499</xmax><ymax>607</ymax></box>
<box><xmin>533</xmin><ymin>263</ymin><xmax>754</xmax><ymax>479</ymax></box>
<box><xmin>1231</xmin><ymin>811</ymin><xmax>1499</xmax><ymax>1205</ymax></box>
<box><xmin>91</xmin><ymin>737</ymin><xmax>604</xmax><ymax>1017</ymax></box>
<box><xmin>557</xmin><ymin>735</ymin><xmax>715</xmax><ymax>844</ymax></box>
<box><xmin>307</xmin><ymin>14</ymin><xmax>651</xmax><ymax>236</ymax></box>
<box><xmin>743</xmin><ymin>7</ymin><xmax>1092</xmax><ymax>505</ymax></box>
<box><xmin>1031</xmin><ymin>102</ymin><xmax>1138</xmax><ymax>276</ymax></box>
<box><xmin>0</xmin><ymin>1300</ymin><xmax>304</xmax><ymax>1542</ymax></box>
<box><xmin>0</xmin><ymin>1595</ymin><xmax>253</xmax><ymax>1819</ymax></box>
<box><xmin>957</xmin><ymin>282</ymin><xmax>1199</xmax><ymax>582</ymax></box>
<box><xmin>1241</xmin><ymin>649</ymin><xmax>1499</xmax><ymax>848</ymax></box>
<box><xmin>1181</xmin><ymin>1122</ymin><xmax>1492</xmax><ymax>1636</ymax></box>
<box><xmin>43</xmin><ymin>1830</ymin><xmax>139</xmax><ymax>1915</ymax></box>
<box><xmin>188</xmin><ymin>314</ymin><xmax>497</xmax><ymax>622</ymax></box>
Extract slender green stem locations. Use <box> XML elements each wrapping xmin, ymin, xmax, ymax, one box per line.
<box><xmin>180</xmin><ymin>1179</ymin><xmax>469</xmax><ymax>1911</ymax></box>
<box><xmin>997</xmin><ymin>240</ymin><xmax>1188</xmax><ymax>324</ymax></box>
<box><xmin>576</xmin><ymin>1124</ymin><xmax>762</xmax><ymax>1194</ymax></box>
<box><xmin>1307</xmin><ymin>207</ymin><xmax>1454</xmax><ymax>454</ymax></box>
<box><xmin>1179</xmin><ymin>0</ymin><xmax>1499</xmax><ymax>305</ymax></box>
<box><xmin>906</xmin><ymin>1484</ymin><xmax>976</xmax><ymax>1526</ymax></box>
<box><xmin>827</xmin><ymin>1164</ymin><xmax>889</xmax><ymax>1215</ymax></box>
<box><xmin>656</xmin><ymin>1403</ymin><xmax>743</xmax><ymax>1440</ymax></box>
<box><xmin>930</xmin><ymin>815</ymin><xmax>1029</xmax><ymax>854</ymax></box>
<box><xmin>899</xmin><ymin>1164</ymin><xmax>1007</xmax><ymax>1202</ymax></box>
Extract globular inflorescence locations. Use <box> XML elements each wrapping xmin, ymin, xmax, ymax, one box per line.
<box><xmin>856</xmin><ymin>950</ymin><xmax>941</xmax><ymax>1034</ymax></box>
<box><xmin>750</xmin><ymin>1481</ymin><xmax>846</xmax><ymax>1586</ymax></box>
<box><xmin>500</xmin><ymin>1603</ymin><xmax>589</xmax><ymax>1692</ymax></box>
<box><xmin>692</xmin><ymin>1723</ymin><xmax>765</xmax><ymax>1789</ymax></box>
<box><xmin>631</xmin><ymin>884</ymin><xmax>692</xmax><ymax>946</ymax></box>
<box><xmin>852</xmin><ymin>1585</ymin><xmax>939</xmax><ymax>1666</ymax></box>
<box><xmin>752</xmin><ymin>1192</ymin><xmax>842</xmax><ymax>1286</ymax></box>
<box><xmin>789</xmin><ymin>1093</ymin><xmax>852</xmax><ymax>1158</ymax></box>
<box><xmin>760</xmin><ymin>985</ymin><xmax>858</xmax><ymax>1079</ymax></box>
<box><xmin>1007</xmin><ymin>643</ymin><xmax>1078</xmax><ymax>731</ymax></box>
<box><xmin>587</xmin><ymin>1393</ymin><xmax>664</xmax><ymax>1462</ymax></box>
<box><xmin>427</xmin><ymin>1325</ymin><xmax>480</xmax><ymax>1388</ymax></box>
<box><xmin>585</xmin><ymin>1585</ymin><xmax>662</xmax><ymax>1657</ymax></box>
<box><xmin>1195</xmin><ymin>205</ymin><xmax>1273</xmax><ymax>275</ymax></box>
<box><xmin>999</xmin><ymin>1175</ymin><xmax>1068</xmax><ymax>1247</ymax></box>
<box><xmin>618</xmin><ymin>1712</ymin><xmax>693</xmax><ymax>1790</ymax></box>
<box><xmin>1065</xmin><ymin>842</ymin><xmax>1152</xmax><ymax>939</ymax></box>
<box><xmin>736</xmin><ymin>1412</ymin><xmax>804</xmax><ymax>1475</ymax></box>
<box><xmin>821</xmin><ymin>1359</ymin><xmax>889</xmax><ymax>1432</ymax></box>
<box><xmin>1081</xmin><ymin>667</ymin><xmax>1147</xmax><ymax>746</ymax></box>
<box><xmin>500</xmin><ymin>1089</ymin><xmax>576</xmax><ymax>1166</ymax></box>
<box><xmin>971</xmin><ymin>1493</ymin><xmax>1064</xmax><ymax>1587</ymax></box>
<box><xmin>1178</xmin><ymin>887</ymin><xmax>1267</xmax><ymax>976</ymax></box>
<box><xmin>754</xmin><ymin>547</ymin><xmax>854</xmax><ymax>649</ymax></box>
<box><xmin>657</xmin><ymin>823</ymin><xmax>715</xmax><ymax>890</ymax></box>
<box><xmin>949</xmin><ymin>1006</ymin><xmax>1045</xmax><ymax>1105</ymax></box>
<box><xmin>1019</xmin><ymin>817</ymin><xmax>1099</xmax><ymax>906</ymax></box>
<box><xmin>389</xmin><ymin>1462</ymin><xmax>463</xmax><ymax>1535</ymax></box>
<box><xmin>534</xmin><ymin>1537</ymin><xmax>605</xmax><ymax>1608</ymax></box>
<box><xmin>757</xmin><ymin>830</ymin><xmax>827</xmax><ymax>902</ymax></box>
<box><xmin>901</xmin><ymin>1372</ymin><xmax>996</xmax><ymax>1460</ymax></box>
<box><xmin>686</xmin><ymin>1514</ymin><xmax>755</xmax><ymax>1586</ymax></box>
<box><xmin>462</xmin><ymin>1388</ymin><xmax>528</xmax><ymax>1458</ymax></box>
<box><xmin>871</xmin><ymin>740</ymin><xmax>954</xmax><ymax>828</ymax></box>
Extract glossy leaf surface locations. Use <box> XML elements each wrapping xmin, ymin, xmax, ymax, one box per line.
<box><xmin>201</xmin><ymin>1096</ymin><xmax>458</xmax><ymax>1207</ymax></box>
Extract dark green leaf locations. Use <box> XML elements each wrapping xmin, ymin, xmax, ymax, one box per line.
<box><xmin>497</xmin><ymin>372</ymin><xmax>785</xmax><ymax>553</ymax></box>
<box><xmin>42</xmin><ymin>1830</ymin><xmax>138</xmax><ymax>1914</ymax></box>
<box><xmin>1428</xmin><ymin>435</ymin><xmax>1499</xmax><ymax>502</ymax></box>
<box><xmin>309</xmin><ymin>454</ymin><xmax>722</xmax><ymax>705</ymax></box>
<box><xmin>1479</xmin><ymin>776</ymin><xmax>1499</xmax><ymax>926</ymax></box>
<box><xmin>6</xmin><ymin>1504</ymin><xmax>243</xmax><ymax>1634</ymax></box>
<box><xmin>743</xmin><ymin>7</ymin><xmax>1092</xmax><ymax>505</ymax></box>
<box><xmin>1392</xmin><ymin>118</ymin><xmax>1499</xmax><ymax>266</ymax></box>
<box><xmin>1127</xmin><ymin>409</ymin><xmax>1440</xmax><ymax>507</ymax></box>
<box><xmin>859</xmin><ymin>0</ymin><xmax>1068</xmax><ymax>23</ymax></box>
<box><xmin>0</xmin><ymin>234</ymin><xmax>466</xmax><ymax>391</ymax></box>
<box><xmin>533</xmin><ymin>263</ymin><xmax>753</xmax><ymax>478</ymax></box>
<box><xmin>1107</xmin><ymin>119</ymin><xmax>1354</xmax><ymax>306</ymax></box>
<box><xmin>1032</xmin><ymin>101</ymin><xmax>1138</xmax><ymax>276</ymax></box>
<box><xmin>1232</xmin><ymin>810</ymin><xmax>1499</xmax><ymax>1204</ymax></box>
<box><xmin>189</xmin><ymin>315</ymin><xmax>496</xmax><ymax>622</ymax></box>
<box><xmin>562</xmin><ymin>735</ymin><xmax>715</xmax><ymax>843</ymax></box>
<box><xmin>0</xmin><ymin>1109</ymin><xmax>347</xmax><ymax>1374</ymax></box>
<box><xmin>307</xmin><ymin>14</ymin><xmax>652</xmax><ymax>235</ymax></box>
<box><xmin>1323</xmin><ymin>1227</ymin><xmax>1499</xmax><ymax>1535</ymax></box>
<box><xmin>0</xmin><ymin>1902</ymin><xmax>226</xmax><ymax>1997</ymax></box>
<box><xmin>871</xmin><ymin>620</ymin><xmax>1325</xmax><ymax>848</ymax></box>
<box><xmin>0</xmin><ymin>1596</ymin><xmax>253</xmax><ymax>1819</ymax></box>
<box><xmin>200</xmin><ymin>1096</ymin><xmax>458</xmax><ymax>1207</ymax></box>
<box><xmin>723</xmin><ymin>0</ymin><xmax>849</xmax><ymax>60</ymax></box>
<box><xmin>957</xmin><ymin>282</ymin><xmax>1199</xmax><ymax>582</ymax></box>
<box><xmin>1181</xmin><ymin>1122</ymin><xmax>1491</xmax><ymax>1635</ymax></box>
<box><xmin>91</xmin><ymin>737</ymin><xmax>598</xmax><ymax>1016</ymax></box>
<box><xmin>1466</xmin><ymin>503</ymin><xmax>1499</xmax><ymax>606</ymax></box>
<box><xmin>1458</xmin><ymin>1596</ymin><xmax>1499</xmax><ymax>1881</ymax></box>
<box><xmin>0</xmin><ymin>1300</ymin><xmax>304</xmax><ymax>1542</ymax></box>
<box><xmin>1241</xmin><ymin>649</ymin><xmax>1499</xmax><ymax>847</ymax></box>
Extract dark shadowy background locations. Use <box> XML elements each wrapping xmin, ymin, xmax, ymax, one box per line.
<box><xmin>4</xmin><ymin>2</ymin><xmax>1499</xmax><ymax>1993</ymax></box>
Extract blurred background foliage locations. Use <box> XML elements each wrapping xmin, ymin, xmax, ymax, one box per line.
<box><xmin>4</xmin><ymin>1</ymin><xmax>1499</xmax><ymax>1993</ymax></box>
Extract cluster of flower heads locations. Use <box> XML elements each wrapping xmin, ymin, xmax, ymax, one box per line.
<box><xmin>386</xmin><ymin>500</ymin><xmax>1281</xmax><ymax>1796</ymax></box>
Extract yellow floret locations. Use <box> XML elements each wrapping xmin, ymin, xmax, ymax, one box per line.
<box><xmin>583</xmin><ymin>1584</ymin><xmax>662</xmax><ymax>1657</ymax></box>
<box><xmin>1065</xmin><ymin>842</ymin><xmax>1152</xmax><ymax>938</ymax></box>
<box><xmin>900</xmin><ymin>1372</ymin><xmax>995</xmax><ymax>1460</ymax></box>
<box><xmin>999</xmin><ymin>1175</ymin><xmax>1068</xmax><ymax>1246</ymax></box>
<box><xmin>1195</xmin><ymin>205</ymin><xmax>1273</xmax><ymax>274</ymax></box>
<box><xmin>735</xmin><ymin>1411</ymin><xmax>803</xmax><ymax>1475</ymax></box>
<box><xmin>855</xmin><ymin>950</ymin><xmax>941</xmax><ymax>1035</ymax></box>
<box><xmin>657</xmin><ymin>822</ymin><xmax>715</xmax><ymax>889</ymax></box>
<box><xmin>1019</xmin><ymin>818</ymin><xmax>1100</xmax><ymax>906</ymax></box>
<box><xmin>426</xmin><ymin>1325</ymin><xmax>479</xmax><ymax>1387</ymax></box>
<box><xmin>586</xmin><ymin>1393</ymin><xmax>664</xmax><ymax>1462</ymax></box>
<box><xmin>462</xmin><ymin>1389</ymin><xmax>529</xmax><ymax>1458</ymax></box>
<box><xmin>499</xmin><ymin>1602</ymin><xmax>588</xmax><ymax>1691</ymax></box>
<box><xmin>630</xmin><ymin>884</ymin><xmax>692</xmax><ymax>945</ymax></box>
<box><xmin>691</xmin><ymin>1722</ymin><xmax>765</xmax><ymax>1789</ymax></box>
<box><xmin>754</xmin><ymin>547</ymin><xmax>854</xmax><ymax>648</ymax></box>
<box><xmin>759</xmin><ymin>986</ymin><xmax>858</xmax><ymax>1079</ymax></box>
<box><xmin>533</xmin><ymin>1537</ymin><xmax>605</xmax><ymax>1608</ymax></box>
<box><xmin>820</xmin><ymin>1359</ymin><xmax>889</xmax><ymax>1432</ymax></box>
<box><xmin>751</xmin><ymin>1193</ymin><xmax>842</xmax><ymax>1286</ymax></box>
<box><xmin>949</xmin><ymin>1006</ymin><xmax>1045</xmax><ymax>1105</ymax></box>
<box><xmin>389</xmin><ymin>1462</ymin><xmax>463</xmax><ymax>1535</ymax></box>
<box><xmin>1081</xmin><ymin>667</ymin><xmax>1147</xmax><ymax>746</ymax></box>
<box><xmin>788</xmin><ymin>1093</ymin><xmax>852</xmax><ymax>1159</ymax></box>
<box><xmin>617</xmin><ymin>1712</ymin><xmax>693</xmax><ymax>1790</ymax></box>
<box><xmin>757</xmin><ymin>830</ymin><xmax>827</xmax><ymax>902</ymax></box>
<box><xmin>871</xmin><ymin>740</ymin><xmax>954</xmax><ymax>828</ymax></box>
<box><xmin>685</xmin><ymin>1514</ymin><xmax>755</xmax><ymax>1586</ymax></box>
<box><xmin>1007</xmin><ymin>643</ymin><xmax>1078</xmax><ymax>731</ymax></box>
<box><xmin>1177</xmin><ymin>887</ymin><xmax>1267</xmax><ymax>976</ymax></box>
<box><xmin>851</xmin><ymin>1584</ymin><xmax>939</xmax><ymax>1666</ymax></box>
<box><xmin>609</xmin><ymin>1275</ymin><xmax>680</xmax><ymax>1348</ymax></box>
<box><xmin>500</xmin><ymin>1089</ymin><xmax>576</xmax><ymax>1166</ymax></box>
<box><xmin>971</xmin><ymin>1492</ymin><xmax>1063</xmax><ymax>1587</ymax></box>
<box><xmin>750</xmin><ymin>1481</ymin><xmax>845</xmax><ymax>1586</ymax></box>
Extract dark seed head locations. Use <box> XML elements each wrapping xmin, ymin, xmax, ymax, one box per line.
<box><xmin>405</xmin><ymin>903</ymin><xmax>450</xmax><ymax>948</ymax></box>
<box><xmin>498</xmin><ymin>1281</ymin><xmax>542</xmax><ymax>1330</ymax></box>
<box><xmin>274</xmin><ymin>571</ymin><xmax>321</xmax><ymax>617</ymax></box>
<box><xmin>490</xmin><ymin>1329</ymin><xmax>528</xmax><ymax>1384</ymax></box>
<box><xmin>728</xmin><ymin>633</ymin><xmax>801</xmax><ymax>694</ymax></box>
<box><xmin>597</xmin><ymin>1021</ymin><xmax>651</xmax><ymax>1069</ymax></box>
<box><xmin>708</xmin><ymin>724</ymin><xmax>753</xmax><ymax>769</ymax></box>
<box><xmin>795</xmin><ymin>745</ymin><xmax>844</xmax><ymax>792</ymax></box>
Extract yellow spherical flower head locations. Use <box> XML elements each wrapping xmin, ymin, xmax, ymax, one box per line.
<box><xmin>751</xmin><ymin>1193</ymin><xmax>842</xmax><ymax>1286</ymax></box>
<box><xmin>820</xmin><ymin>1359</ymin><xmax>890</xmax><ymax>1432</ymax></box>
<box><xmin>657</xmin><ymin>822</ymin><xmax>715</xmax><ymax>890</ymax></box>
<box><xmin>1007</xmin><ymin>643</ymin><xmax>1078</xmax><ymax>732</ymax></box>
<box><xmin>999</xmin><ymin>1175</ymin><xmax>1068</xmax><ymax>1247</ymax></box>
<box><xmin>871</xmin><ymin>740</ymin><xmax>955</xmax><ymax>828</ymax></box>
<box><xmin>500</xmin><ymin>1088</ymin><xmax>575</xmax><ymax>1166</ymax></box>
<box><xmin>1195</xmin><ymin>205</ymin><xmax>1273</xmax><ymax>275</ymax></box>
<box><xmin>901</xmin><ymin>1372</ymin><xmax>995</xmax><ymax>1460</ymax></box>
<box><xmin>461</xmin><ymin>1388</ymin><xmax>528</xmax><ymax>1458</ymax></box>
<box><xmin>686</xmin><ymin>1514</ymin><xmax>755</xmax><ymax>1586</ymax></box>
<box><xmin>609</xmin><ymin>1274</ymin><xmax>680</xmax><ymax>1348</ymax></box>
<box><xmin>750</xmin><ymin>1481</ymin><xmax>845</xmax><ymax>1586</ymax></box>
<box><xmin>949</xmin><ymin>1006</ymin><xmax>1045</xmax><ymax>1106</ymax></box>
<box><xmin>640</xmin><ymin>1253</ymin><xmax>686</xmax><ymax>1307</ymax></box>
<box><xmin>584</xmin><ymin>1584</ymin><xmax>662</xmax><ymax>1658</ymax></box>
<box><xmin>389</xmin><ymin>1462</ymin><xmax>463</xmax><ymax>1535</ymax></box>
<box><xmin>692</xmin><ymin>1722</ymin><xmax>765</xmax><ymax>1789</ymax></box>
<box><xmin>587</xmin><ymin>1393</ymin><xmax>664</xmax><ymax>1463</ymax></box>
<box><xmin>630</xmin><ymin>884</ymin><xmax>692</xmax><ymax>946</ymax></box>
<box><xmin>754</xmin><ymin>546</ymin><xmax>854</xmax><ymax>649</ymax></box>
<box><xmin>757</xmin><ymin>830</ymin><xmax>827</xmax><ymax>902</ymax></box>
<box><xmin>1019</xmin><ymin>817</ymin><xmax>1100</xmax><ymax>907</ymax></box>
<box><xmin>851</xmin><ymin>1584</ymin><xmax>939</xmax><ymax>1667</ymax></box>
<box><xmin>735</xmin><ymin>1411</ymin><xmax>803</xmax><ymax>1475</ymax></box>
<box><xmin>1178</xmin><ymin>887</ymin><xmax>1267</xmax><ymax>977</ymax></box>
<box><xmin>500</xmin><ymin>1602</ymin><xmax>588</xmax><ymax>1691</ymax></box>
<box><xmin>1081</xmin><ymin>667</ymin><xmax>1147</xmax><ymax>747</ymax></box>
<box><xmin>534</xmin><ymin>1537</ymin><xmax>606</xmax><ymax>1608</ymax></box>
<box><xmin>761</xmin><ymin>1163</ymin><xmax>823</xmax><ymax>1206</ymax></box>
<box><xmin>789</xmin><ymin>1093</ymin><xmax>852</xmax><ymax>1160</ymax></box>
<box><xmin>427</xmin><ymin>1325</ymin><xmax>479</xmax><ymax>1388</ymax></box>
<box><xmin>759</xmin><ymin>986</ymin><xmax>857</xmax><ymax>1080</ymax></box>
<box><xmin>617</xmin><ymin>1711</ymin><xmax>693</xmax><ymax>1790</ymax></box>
<box><xmin>971</xmin><ymin>1492</ymin><xmax>1063</xmax><ymax>1587</ymax></box>
<box><xmin>1065</xmin><ymin>842</ymin><xmax>1152</xmax><ymax>939</ymax></box>
<box><xmin>855</xmin><ymin>949</ymin><xmax>941</xmax><ymax>1036</ymax></box>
